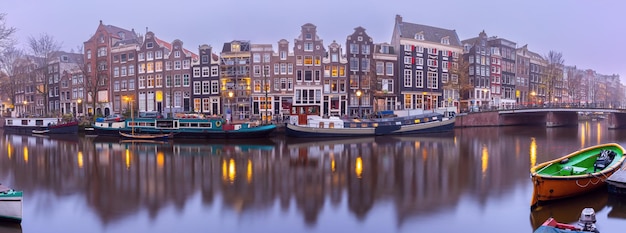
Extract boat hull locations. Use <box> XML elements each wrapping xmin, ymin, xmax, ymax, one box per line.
<box><xmin>531</xmin><ymin>143</ymin><xmax>626</xmax><ymax>205</ymax></box>
<box><xmin>93</xmin><ymin>119</ymin><xmax>277</xmax><ymax>139</ymax></box>
<box><xmin>0</xmin><ymin>191</ymin><xmax>22</xmax><ymax>223</ymax></box>
<box><xmin>285</xmin><ymin>118</ymin><xmax>455</xmax><ymax>138</ymax></box>
<box><xmin>3</xmin><ymin>118</ymin><xmax>59</xmax><ymax>134</ymax></box>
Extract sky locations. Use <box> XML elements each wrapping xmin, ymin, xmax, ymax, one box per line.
<box><xmin>3</xmin><ymin>0</ymin><xmax>626</xmax><ymax>79</ymax></box>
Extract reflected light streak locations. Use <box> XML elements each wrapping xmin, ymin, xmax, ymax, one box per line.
<box><xmin>247</xmin><ymin>159</ymin><xmax>252</xmax><ymax>183</ymax></box>
<box><xmin>23</xmin><ymin>146</ymin><xmax>28</xmax><ymax>163</ymax></box>
<box><xmin>481</xmin><ymin>145</ymin><xmax>488</xmax><ymax>176</ymax></box>
<box><xmin>422</xmin><ymin>148</ymin><xmax>428</xmax><ymax>160</ymax></box>
<box><xmin>597</xmin><ymin>123</ymin><xmax>601</xmax><ymax>145</ymax></box>
<box><xmin>530</xmin><ymin>137</ymin><xmax>537</xmax><ymax>167</ymax></box>
<box><xmin>157</xmin><ymin>152</ymin><xmax>164</xmax><ymax>168</ymax></box>
<box><xmin>355</xmin><ymin>156</ymin><xmax>363</xmax><ymax>179</ymax></box>
<box><xmin>77</xmin><ymin>151</ymin><xmax>84</xmax><ymax>168</ymax></box>
<box><xmin>222</xmin><ymin>159</ymin><xmax>227</xmax><ymax>181</ymax></box>
<box><xmin>228</xmin><ymin>159</ymin><xmax>236</xmax><ymax>183</ymax></box>
<box><xmin>7</xmin><ymin>144</ymin><xmax>12</xmax><ymax>159</ymax></box>
<box><xmin>125</xmin><ymin>149</ymin><xmax>131</xmax><ymax>169</ymax></box>
<box><xmin>580</xmin><ymin>122</ymin><xmax>587</xmax><ymax>148</ymax></box>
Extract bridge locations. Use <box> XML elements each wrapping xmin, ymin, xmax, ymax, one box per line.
<box><xmin>455</xmin><ymin>104</ymin><xmax>626</xmax><ymax>128</ymax></box>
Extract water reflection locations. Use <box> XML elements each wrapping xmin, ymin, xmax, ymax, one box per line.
<box><xmin>0</xmin><ymin>121</ymin><xmax>624</xmax><ymax>232</ymax></box>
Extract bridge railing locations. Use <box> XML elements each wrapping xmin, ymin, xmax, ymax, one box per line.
<box><xmin>462</xmin><ymin>102</ymin><xmax>626</xmax><ymax>113</ymax></box>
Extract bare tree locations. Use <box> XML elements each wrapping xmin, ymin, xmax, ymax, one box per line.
<box><xmin>543</xmin><ymin>50</ymin><xmax>564</xmax><ymax>103</ymax></box>
<box><xmin>27</xmin><ymin>33</ymin><xmax>62</xmax><ymax>115</ymax></box>
<box><xmin>0</xmin><ymin>13</ymin><xmax>17</xmax><ymax>52</ymax></box>
<box><xmin>447</xmin><ymin>54</ymin><xmax>473</xmax><ymax>111</ymax></box>
<box><xmin>73</xmin><ymin>45</ymin><xmax>103</xmax><ymax>122</ymax></box>
<box><xmin>566</xmin><ymin>67</ymin><xmax>584</xmax><ymax>103</ymax></box>
<box><xmin>0</xmin><ymin>46</ymin><xmax>25</xmax><ymax>109</ymax></box>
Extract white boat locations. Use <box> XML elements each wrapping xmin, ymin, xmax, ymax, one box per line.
<box><xmin>0</xmin><ymin>185</ymin><xmax>22</xmax><ymax>223</ymax></box>
<box><xmin>285</xmin><ymin>108</ymin><xmax>456</xmax><ymax>138</ymax></box>
<box><xmin>3</xmin><ymin>117</ymin><xmax>59</xmax><ymax>134</ymax></box>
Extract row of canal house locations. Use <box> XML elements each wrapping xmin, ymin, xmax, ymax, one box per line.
<box><xmin>78</xmin><ymin>16</ymin><xmax>464</xmax><ymax>120</ymax></box>
<box><xmin>9</xmin><ymin>15</ymin><xmax>623</xmax><ymax>119</ymax></box>
<box><xmin>11</xmin><ymin>15</ymin><xmax>477</xmax><ymax>119</ymax></box>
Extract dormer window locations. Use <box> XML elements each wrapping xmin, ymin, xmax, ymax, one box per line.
<box><xmin>118</xmin><ymin>32</ymin><xmax>125</xmax><ymax>39</ymax></box>
<box><xmin>146</xmin><ymin>42</ymin><xmax>153</xmax><ymax>49</ymax></box>
<box><xmin>414</xmin><ymin>33</ymin><xmax>424</xmax><ymax>41</ymax></box>
<box><xmin>441</xmin><ymin>37</ymin><xmax>450</xmax><ymax>45</ymax></box>
<box><xmin>305</xmin><ymin>33</ymin><xmax>312</xmax><ymax>40</ymax></box>
<box><xmin>231</xmin><ymin>43</ymin><xmax>240</xmax><ymax>52</ymax></box>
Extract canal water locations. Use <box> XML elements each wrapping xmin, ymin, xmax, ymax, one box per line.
<box><xmin>0</xmin><ymin>121</ymin><xmax>625</xmax><ymax>233</ymax></box>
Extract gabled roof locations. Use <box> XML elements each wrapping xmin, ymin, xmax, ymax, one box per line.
<box><xmin>397</xmin><ymin>20</ymin><xmax>461</xmax><ymax>46</ymax></box>
<box><xmin>152</xmin><ymin>36</ymin><xmax>199</xmax><ymax>61</ymax></box>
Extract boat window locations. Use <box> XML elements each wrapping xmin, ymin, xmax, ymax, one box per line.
<box><xmin>6</xmin><ymin>120</ymin><xmax>12</xmax><ymax>125</ymax></box>
<box><xmin>362</xmin><ymin>123</ymin><xmax>368</xmax><ymax>128</ymax></box>
<box><xmin>414</xmin><ymin>119</ymin><xmax>421</xmax><ymax>124</ymax></box>
<box><xmin>199</xmin><ymin>123</ymin><xmax>211</xmax><ymax>128</ymax></box>
<box><xmin>350</xmin><ymin>123</ymin><xmax>357</xmax><ymax>128</ymax></box>
<box><xmin>319</xmin><ymin>122</ymin><xmax>324</xmax><ymax>128</ymax></box>
<box><xmin>36</xmin><ymin>120</ymin><xmax>44</xmax><ymax>126</ymax></box>
<box><xmin>329</xmin><ymin>122</ymin><xmax>334</xmax><ymax>128</ymax></box>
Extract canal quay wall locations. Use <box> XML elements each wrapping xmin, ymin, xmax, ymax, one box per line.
<box><xmin>455</xmin><ymin>111</ymin><xmax>626</xmax><ymax>128</ymax></box>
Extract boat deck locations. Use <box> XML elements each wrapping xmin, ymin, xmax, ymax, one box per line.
<box><xmin>607</xmin><ymin>163</ymin><xmax>626</xmax><ymax>194</ymax></box>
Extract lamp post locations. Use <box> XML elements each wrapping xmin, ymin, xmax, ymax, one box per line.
<box><xmin>356</xmin><ymin>90</ymin><xmax>362</xmax><ymax>118</ymax></box>
<box><xmin>22</xmin><ymin>100</ymin><xmax>28</xmax><ymax>117</ymax></box>
<box><xmin>77</xmin><ymin>98</ymin><xmax>82</xmax><ymax>117</ymax></box>
<box><xmin>228</xmin><ymin>91</ymin><xmax>234</xmax><ymax>123</ymax></box>
<box><xmin>530</xmin><ymin>91</ymin><xmax>536</xmax><ymax>107</ymax></box>
<box><xmin>263</xmin><ymin>66</ymin><xmax>269</xmax><ymax>125</ymax></box>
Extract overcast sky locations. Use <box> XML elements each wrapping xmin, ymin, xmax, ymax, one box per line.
<box><xmin>4</xmin><ymin>0</ymin><xmax>625</xmax><ymax>78</ymax></box>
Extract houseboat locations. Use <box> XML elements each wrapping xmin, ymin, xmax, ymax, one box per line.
<box><xmin>92</xmin><ymin>114</ymin><xmax>276</xmax><ymax>139</ymax></box>
<box><xmin>3</xmin><ymin>117</ymin><xmax>59</xmax><ymax>134</ymax></box>
<box><xmin>285</xmin><ymin>108</ymin><xmax>456</xmax><ymax>138</ymax></box>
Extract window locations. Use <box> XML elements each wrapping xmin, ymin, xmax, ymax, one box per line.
<box><xmin>193</xmin><ymin>82</ymin><xmax>201</xmax><ymax>94</ymax></box>
<box><xmin>113</xmin><ymin>67</ymin><xmax>119</xmax><ymax>77</ymax></box>
<box><xmin>386</xmin><ymin>62</ymin><xmax>394</xmax><ymax>76</ymax></box>
<box><xmin>361</xmin><ymin>58</ymin><xmax>369</xmax><ymax>71</ymax></box>
<box><xmin>414</xmin><ymin>33</ymin><xmax>424</xmax><ymax>40</ymax></box>
<box><xmin>404</xmin><ymin>57</ymin><xmax>412</xmax><ymax>65</ymax></box>
<box><xmin>264</xmin><ymin>53</ymin><xmax>271</xmax><ymax>62</ymax></box>
<box><xmin>129</xmin><ymin>79</ymin><xmax>135</xmax><ymax>90</ymax></box>
<box><xmin>146</xmin><ymin>42</ymin><xmax>153</xmax><ymax>48</ymax></box>
<box><xmin>154</xmin><ymin>74</ymin><xmax>162</xmax><ymax>87</ymax></box>
<box><xmin>304</xmin><ymin>70</ymin><xmax>313</xmax><ymax>81</ymax></box>
<box><xmin>304</xmin><ymin>56</ymin><xmax>313</xmax><ymax>65</ymax></box>
<box><xmin>201</xmin><ymin>55</ymin><xmax>209</xmax><ymax>64</ymax></box>
<box><xmin>350</xmin><ymin>57</ymin><xmax>359</xmax><ymax>71</ymax></box>
<box><xmin>441</xmin><ymin>37</ymin><xmax>450</xmax><ymax>45</ymax></box>
<box><xmin>128</xmin><ymin>65</ymin><xmax>135</xmax><ymax>75</ymax></box>
<box><xmin>362</xmin><ymin>45</ymin><xmax>370</xmax><ymax>55</ymax></box>
<box><xmin>416</xmin><ymin>70</ymin><xmax>423</xmax><ymax>88</ymax></box>
<box><xmin>174</xmin><ymin>51</ymin><xmax>180</xmax><ymax>58</ymax></box>
<box><xmin>174</xmin><ymin>74</ymin><xmax>181</xmax><ymax>86</ymax></box>
<box><xmin>211</xmin><ymin>66</ymin><xmax>219</xmax><ymax>76</ymax></box>
<box><xmin>183</xmin><ymin>60</ymin><xmax>190</xmax><ymax>69</ymax></box>
<box><xmin>87</xmin><ymin>50</ymin><xmax>92</xmax><ymax>59</ymax></box>
<box><xmin>202</xmin><ymin>81</ymin><xmax>210</xmax><ymax>94</ymax></box>
<box><xmin>304</xmin><ymin>42</ymin><xmax>314</xmax><ymax>51</ymax></box>
<box><xmin>155</xmin><ymin>51</ymin><xmax>162</xmax><ymax>59</ymax></box>
<box><xmin>146</xmin><ymin>51</ymin><xmax>153</xmax><ymax>60</ymax></box>
<box><xmin>138</xmin><ymin>53</ymin><xmax>144</xmax><ymax>61</ymax></box>
<box><xmin>404</xmin><ymin>70</ymin><xmax>412</xmax><ymax>87</ymax></box>
<box><xmin>288</xmin><ymin>63</ymin><xmax>293</xmax><ymax>74</ymax></box>
<box><xmin>350</xmin><ymin>44</ymin><xmax>359</xmax><ymax>54</ymax></box>
<box><xmin>138</xmin><ymin>76</ymin><xmax>145</xmax><ymax>89</ymax></box>
<box><xmin>427</xmin><ymin>72</ymin><xmax>438</xmax><ymax>89</ymax></box>
<box><xmin>253</xmin><ymin>53</ymin><xmax>261</xmax><ymax>63</ymax></box>
<box><xmin>97</xmin><ymin>47</ymin><xmax>107</xmax><ymax>57</ymax></box>
<box><xmin>280</xmin><ymin>51</ymin><xmax>287</xmax><ymax>60</ymax></box>
<box><xmin>147</xmin><ymin>75</ymin><xmax>154</xmax><ymax>88</ymax></box>
<box><xmin>183</xmin><ymin>74</ymin><xmax>190</xmax><ymax>87</ymax></box>
<box><xmin>193</xmin><ymin>67</ymin><xmax>201</xmax><ymax>77</ymax></box>
<box><xmin>211</xmin><ymin>80</ymin><xmax>219</xmax><ymax>94</ymax></box>
<box><xmin>202</xmin><ymin>67</ymin><xmax>210</xmax><ymax>77</ymax></box>
<box><xmin>174</xmin><ymin>61</ymin><xmax>181</xmax><ymax>70</ymax></box>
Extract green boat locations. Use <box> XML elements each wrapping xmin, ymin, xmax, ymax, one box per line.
<box><xmin>0</xmin><ymin>184</ymin><xmax>23</xmax><ymax>223</ymax></box>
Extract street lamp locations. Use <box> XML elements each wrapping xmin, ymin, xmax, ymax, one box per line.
<box><xmin>228</xmin><ymin>91</ymin><xmax>234</xmax><ymax>123</ymax></box>
<box><xmin>22</xmin><ymin>100</ymin><xmax>28</xmax><ymax>117</ymax></box>
<box><xmin>530</xmin><ymin>91</ymin><xmax>536</xmax><ymax>107</ymax></box>
<box><xmin>356</xmin><ymin>90</ymin><xmax>362</xmax><ymax>118</ymax></box>
<box><xmin>263</xmin><ymin>66</ymin><xmax>269</xmax><ymax>125</ymax></box>
<box><xmin>77</xmin><ymin>98</ymin><xmax>82</xmax><ymax>117</ymax></box>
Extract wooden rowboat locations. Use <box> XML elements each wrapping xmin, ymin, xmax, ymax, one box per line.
<box><xmin>530</xmin><ymin>143</ymin><xmax>626</xmax><ymax>208</ymax></box>
<box><xmin>119</xmin><ymin>131</ymin><xmax>173</xmax><ymax>140</ymax></box>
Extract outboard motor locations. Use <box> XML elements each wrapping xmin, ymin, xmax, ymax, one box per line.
<box><xmin>594</xmin><ymin>150</ymin><xmax>615</xmax><ymax>171</ymax></box>
<box><xmin>578</xmin><ymin>208</ymin><xmax>598</xmax><ymax>232</ymax></box>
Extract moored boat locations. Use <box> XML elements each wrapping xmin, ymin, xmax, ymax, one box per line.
<box><xmin>32</xmin><ymin>121</ymin><xmax>79</xmax><ymax>134</ymax></box>
<box><xmin>0</xmin><ymin>184</ymin><xmax>22</xmax><ymax>223</ymax></box>
<box><xmin>3</xmin><ymin>117</ymin><xmax>59</xmax><ymax>134</ymax></box>
<box><xmin>285</xmin><ymin>108</ymin><xmax>455</xmax><ymax>138</ymax></box>
<box><xmin>530</xmin><ymin>143</ymin><xmax>626</xmax><ymax>207</ymax></box>
<box><xmin>119</xmin><ymin>131</ymin><xmax>173</xmax><ymax>140</ymax></box>
<box><xmin>533</xmin><ymin>208</ymin><xmax>599</xmax><ymax>233</ymax></box>
<box><xmin>92</xmin><ymin>114</ymin><xmax>276</xmax><ymax>139</ymax></box>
